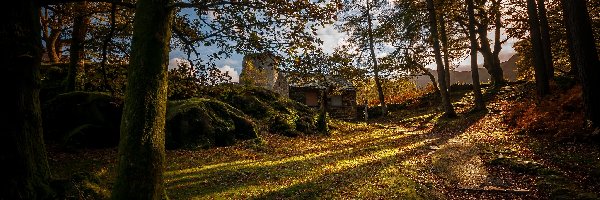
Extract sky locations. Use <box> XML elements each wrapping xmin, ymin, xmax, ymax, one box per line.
<box><xmin>168</xmin><ymin>19</ymin><xmax>517</xmax><ymax>82</ymax></box>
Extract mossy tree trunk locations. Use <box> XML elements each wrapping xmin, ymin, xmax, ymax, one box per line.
<box><xmin>561</xmin><ymin>0</ymin><xmax>600</xmax><ymax>127</ymax></box>
<box><xmin>111</xmin><ymin>0</ymin><xmax>173</xmax><ymax>198</ymax></box>
<box><xmin>426</xmin><ymin>0</ymin><xmax>456</xmax><ymax>118</ymax></box>
<box><xmin>526</xmin><ymin>0</ymin><xmax>550</xmax><ymax>97</ymax></box>
<box><xmin>467</xmin><ymin>0</ymin><xmax>485</xmax><ymax>111</ymax></box>
<box><xmin>66</xmin><ymin>1</ymin><xmax>89</xmax><ymax>92</ymax></box>
<box><xmin>0</xmin><ymin>0</ymin><xmax>52</xmax><ymax>199</ymax></box>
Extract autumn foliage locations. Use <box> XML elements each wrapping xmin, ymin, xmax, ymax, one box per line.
<box><xmin>505</xmin><ymin>83</ymin><xmax>588</xmax><ymax>139</ymax></box>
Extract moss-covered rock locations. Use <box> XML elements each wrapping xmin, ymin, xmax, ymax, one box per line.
<box><xmin>40</xmin><ymin>63</ymin><xmax>68</xmax><ymax>103</ymax></box>
<box><xmin>204</xmin><ymin>85</ymin><xmax>323</xmax><ymax>136</ymax></box>
<box><xmin>43</xmin><ymin>91</ymin><xmax>122</xmax><ymax>148</ymax></box>
<box><xmin>165</xmin><ymin>98</ymin><xmax>258</xmax><ymax>149</ymax></box>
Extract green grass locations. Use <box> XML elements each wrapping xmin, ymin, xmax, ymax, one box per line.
<box><xmin>47</xmin><ymin>83</ymin><xmax>600</xmax><ymax>199</ymax></box>
<box><xmin>162</xmin><ymin>124</ymin><xmax>433</xmax><ymax>199</ymax></box>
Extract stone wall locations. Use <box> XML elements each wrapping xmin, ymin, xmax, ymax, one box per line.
<box><xmin>289</xmin><ymin>86</ymin><xmax>357</xmax><ymax>120</ymax></box>
<box><xmin>327</xmin><ymin>90</ymin><xmax>357</xmax><ymax>120</ymax></box>
<box><xmin>239</xmin><ymin>52</ymin><xmax>288</xmax><ymax>97</ymax></box>
<box><xmin>240</xmin><ymin>53</ymin><xmax>278</xmax><ymax>89</ymax></box>
<box><xmin>273</xmin><ymin>73</ymin><xmax>289</xmax><ymax>97</ymax></box>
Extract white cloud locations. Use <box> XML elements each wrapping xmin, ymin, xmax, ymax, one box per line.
<box><xmin>317</xmin><ymin>24</ymin><xmax>348</xmax><ymax>53</ymax></box>
<box><xmin>223</xmin><ymin>58</ymin><xmax>241</xmax><ymax>67</ymax></box>
<box><xmin>168</xmin><ymin>58</ymin><xmax>190</xmax><ymax>70</ymax></box>
<box><xmin>219</xmin><ymin>65</ymin><xmax>240</xmax><ymax>82</ymax></box>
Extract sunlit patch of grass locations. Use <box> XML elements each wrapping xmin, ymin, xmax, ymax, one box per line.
<box><xmin>352</xmin><ymin>166</ymin><xmax>425</xmax><ymax>199</ymax></box>
<box><xmin>162</xmin><ymin>119</ymin><xmax>437</xmax><ymax>199</ymax></box>
<box><xmin>393</xmin><ymin>112</ymin><xmax>443</xmax><ymax>130</ymax></box>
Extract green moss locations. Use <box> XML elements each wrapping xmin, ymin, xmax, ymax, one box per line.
<box><xmin>165</xmin><ymin>98</ymin><xmax>259</xmax><ymax>149</ymax></box>
<box><xmin>269</xmin><ymin>113</ymin><xmax>300</xmax><ymax>136</ymax></box>
<box><xmin>204</xmin><ymin>85</ymin><xmax>323</xmax><ymax>136</ymax></box>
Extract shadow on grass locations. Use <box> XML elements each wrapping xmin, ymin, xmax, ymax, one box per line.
<box><xmin>251</xmin><ymin>146</ymin><xmax>436</xmax><ymax>200</ymax></box>
<box><xmin>165</xmin><ymin>86</ymin><xmax>514</xmax><ymax>199</ymax></box>
<box><xmin>165</xmin><ymin>132</ymin><xmax>430</xmax><ymax>197</ymax></box>
<box><xmin>165</xmin><ymin>112</ymin><xmax>487</xmax><ymax>199</ymax></box>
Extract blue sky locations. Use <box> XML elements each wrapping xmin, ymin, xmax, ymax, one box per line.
<box><xmin>168</xmin><ymin>20</ymin><xmax>517</xmax><ymax>83</ymax></box>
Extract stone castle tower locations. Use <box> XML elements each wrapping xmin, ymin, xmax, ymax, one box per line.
<box><xmin>240</xmin><ymin>52</ymin><xmax>288</xmax><ymax>96</ymax></box>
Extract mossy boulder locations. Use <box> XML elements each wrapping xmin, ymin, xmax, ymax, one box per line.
<box><xmin>40</xmin><ymin>63</ymin><xmax>68</xmax><ymax>103</ymax></box>
<box><xmin>204</xmin><ymin>85</ymin><xmax>325</xmax><ymax>136</ymax></box>
<box><xmin>165</xmin><ymin>98</ymin><xmax>258</xmax><ymax>149</ymax></box>
<box><xmin>43</xmin><ymin>91</ymin><xmax>122</xmax><ymax>148</ymax></box>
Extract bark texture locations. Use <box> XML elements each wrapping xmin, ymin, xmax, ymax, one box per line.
<box><xmin>467</xmin><ymin>0</ymin><xmax>485</xmax><ymax>111</ymax></box>
<box><xmin>439</xmin><ymin>14</ymin><xmax>451</xmax><ymax>90</ymax></box>
<box><xmin>475</xmin><ymin>0</ymin><xmax>505</xmax><ymax>86</ymax></box>
<box><xmin>111</xmin><ymin>0</ymin><xmax>173</xmax><ymax>198</ymax></box>
<box><xmin>45</xmin><ymin>28</ymin><xmax>62</xmax><ymax>63</ymax></box>
<box><xmin>561</xmin><ymin>0</ymin><xmax>600</xmax><ymax>126</ymax></box>
<box><xmin>0</xmin><ymin>0</ymin><xmax>52</xmax><ymax>199</ymax></box>
<box><xmin>536</xmin><ymin>0</ymin><xmax>554</xmax><ymax>79</ymax></box>
<box><xmin>526</xmin><ymin>0</ymin><xmax>551</xmax><ymax>96</ymax></box>
<box><xmin>66</xmin><ymin>1</ymin><xmax>89</xmax><ymax>91</ymax></box>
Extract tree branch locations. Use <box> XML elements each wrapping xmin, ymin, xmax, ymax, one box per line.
<box><xmin>41</xmin><ymin>0</ymin><xmax>135</xmax><ymax>9</ymax></box>
<box><xmin>168</xmin><ymin>1</ymin><xmax>261</xmax><ymax>10</ymax></box>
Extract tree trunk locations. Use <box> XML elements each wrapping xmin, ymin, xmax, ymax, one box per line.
<box><xmin>0</xmin><ymin>0</ymin><xmax>52</xmax><ymax>199</ymax></box>
<box><xmin>111</xmin><ymin>0</ymin><xmax>173</xmax><ymax>198</ymax></box>
<box><xmin>477</xmin><ymin>33</ymin><xmax>505</xmax><ymax>86</ymax></box>
<box><xmin>536</xmin><ymin>0</ymin><xmax>554</xmax><ymax>79</ymax></box>
<box><xmin>66</xmin><ymin>1</ymin><xmax>89</xmax><ymax>92</ymax></box>
<box><xmin>559</xmin><ymin>0</ymin><xmax>578</xmax><ymax>78</ymax></box>
<box><xmin>439</xmin><ymin>14</ymin><xmax>452</xmax><ymax>91</ymax></box>
<box><xmin>426</xmin><ymin>0</ymin><xmax>456</xmax><ymax>117</ymax></box>
<box><xmin>526</xmin><ymin>0</ymin><xmax>550</xmax><ymax>97</ymax></box>
<box><xmin>561</xmin><ymin>0</ymin><xmax>600</xmax><ymax>126</ymax></box>
<box><xmin>491</xmin><ymin>0</ymin><xmax>505</xmax><ymax>86</ymax></box>
<box><xmin>467</xmin><ymin>0</ymin><xmax>485</xmax><ymax>111</ymax></box>
<box><xmin>475</xmin><ymin>3</ymin><xmax>505</xmax><ymax>87</ymax></box>
<box><xmin>418</xmin><ymin>65</ymin><xmax>439</xmax><ymax>93</ymax></box>
<box><xmin>367</xmin><ymin>1</ymin><xmax>386</xmax><ymax>116</ymax></box>
<box><xmin>320</xmin><ymin>88</ymin><xmax>328</xmax><ymax>119</ymax></box>
<box><xmin>409</xmin><ymin>54</ymin><xmax>439</xmax><ymax>92</ymax></box>
<box><xmin>565</xmin><ymin>28</ymin><xmax>578</xmax><ymax>78</ymax></box>
<box><xmin>46</xmin><ymin>28</ymin><xmax>61</xmax><ymax>63</ymax></box>
<box><xmin>100</xmin><ymin>3</ymin><xmax>117</xmax><ymax>92</ymax></box>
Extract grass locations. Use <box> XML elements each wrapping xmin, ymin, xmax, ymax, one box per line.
<box><xmin>47</xmin><ymin>82</ymin><xmax>600</xmax><ymax>199</ymax></box>
<box><xmin>163</xmin><ymin>122</ymin><xmax>434</xmax><ymax>199</ymax></box>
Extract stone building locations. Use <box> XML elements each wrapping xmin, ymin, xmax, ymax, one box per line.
<box><xmin>239</xmin><ymin>52</ymin><xmax>288</xmax><ymax>96</ymax></box>
<box><xmin>239</xmin><ymin>52</ymin><xmax>357</xmax><ymax>119</ymax></box>
<box><xmin>288</xmin><ymin>76</ymin><xmax>357</xmax><ymax>120</ymax></box>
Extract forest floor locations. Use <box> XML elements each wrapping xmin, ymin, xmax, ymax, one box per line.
<box><xmin>48</xmin><ymin>82</ymin><xmax>600</xmax><ymax>199</ymax></box>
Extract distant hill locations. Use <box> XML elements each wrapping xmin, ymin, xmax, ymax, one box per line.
<box><xmin>412</xmin><ymin>54</ymin><xmax>519</xmax><ymax>88</ymax></box>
